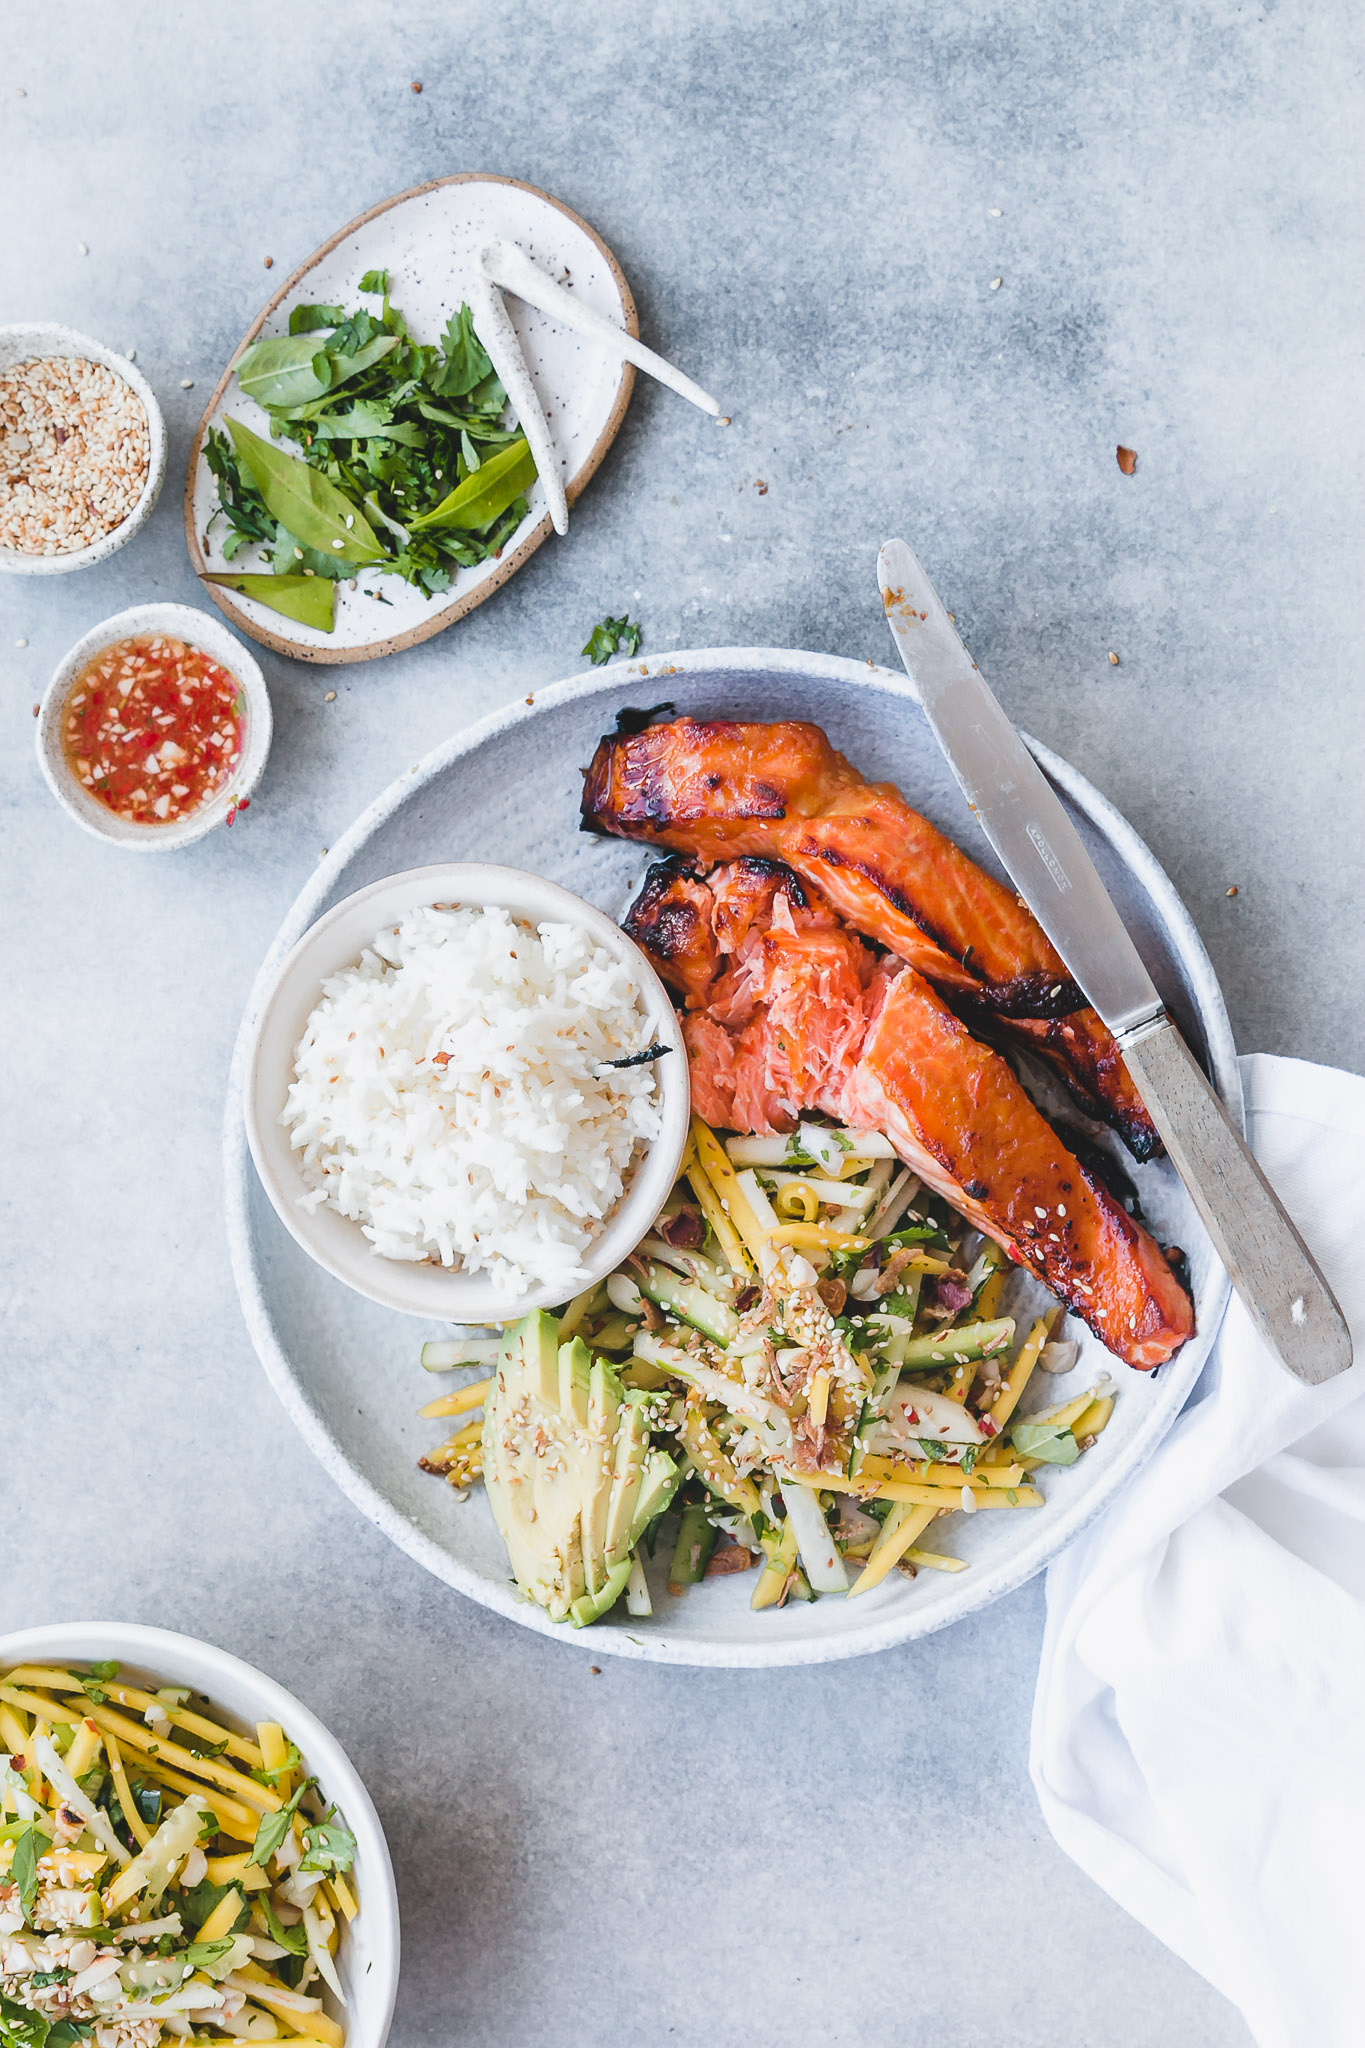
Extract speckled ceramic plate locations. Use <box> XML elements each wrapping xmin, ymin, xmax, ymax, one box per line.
<box><xmin>225</xmin><ymin>650</ymin><xmax>1237</xmax><ymax>1665</ymax></box>
<box><xmin>186</xmin><ymin>175</ymin><xmax>636</xmax><ymax>664</ymax></box>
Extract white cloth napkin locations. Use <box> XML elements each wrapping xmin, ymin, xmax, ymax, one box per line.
<box><xmin>1031</xmin><ymin>1054</ymin><xmax>1365</xmax><ymax>2048</ymax></box>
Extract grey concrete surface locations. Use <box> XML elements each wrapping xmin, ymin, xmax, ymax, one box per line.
<box><xmin>7</xmin><ymin>1</ymin><xmax>1360</xmax><ymax>2040</ymax></box>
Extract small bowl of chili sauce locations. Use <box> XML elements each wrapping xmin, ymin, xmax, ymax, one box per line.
<box><xmin>36</xmin><ymin>602</ymin><xmax>271</xmax><ymax>850</ymax></box>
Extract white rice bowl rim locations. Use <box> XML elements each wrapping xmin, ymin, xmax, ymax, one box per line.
<box><xmin>243</xmin><ymin>864</ymin><xmax>691</xmax><ymax>1323</ymax></box>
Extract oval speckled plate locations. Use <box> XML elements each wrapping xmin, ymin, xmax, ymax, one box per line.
<box><xmin>185</xmin><ymin>175</ymin><xmax>637</xmax><ymax>664</ymax></box>
<box><xmin>225</xmin><ymin>650</ymin><xmax>1236</xmax><ymax>1665</ymax></box>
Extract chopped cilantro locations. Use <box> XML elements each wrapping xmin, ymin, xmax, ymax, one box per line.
<box><xmin>299</xmin><ymin>1811</ymin><xmax>357</xmax><ymax>1877</ymax></box>
<box><xmin>582</xmin><ymin>615</ymin><xmax>643</xmax><ymax>666</ymax></box>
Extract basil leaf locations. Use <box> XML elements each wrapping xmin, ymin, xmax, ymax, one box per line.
<box><xmin>916</xmin><ymin>1438</ymin><xmax>949</xmax><ymax>1463</ymax></box>
<box><xmin>358</xmin><ymin>269</ymin><xmax>388</xmax><ymax>295</ymax></box>
<box><xmin>78</xmin><ymin>1677</ymin><xmax>108</xmax><ymax>1704</ymax></box>
<box><xmin>430</xmin><ymin>304</ymin><xmax>492</xmax><ymax>399</ymax></box>
<box><xmin>87</xmin><ymin>1661</ymin><xmax>119</xmax><ymax>1681</ymax></box>
<box><xmin>408</xmin><ymin>435</ymin><xmax>536</xmax><ymax>534</ymax></box>
<box><xmin>298</xmin><ymin>1813</ymin><xmax>357</xmax><ymax>1877</ymax></box>
<box><xmin>225</xmin><ymin>419</ymin><xmax>385</xmax><ymax>563</ymax></box>
<box><xmin>260</xmin><ymin>1895</ymin><xmax>308</xmax><ymax>1956</ymax></box>
<box><xmin>1010</xmin><ymin>1422</ymin><xmax>1080</xmax><ymax>1465</ymax></box>
<box><xmin>288</xmin><ymin>304</ymin><xmax>345</xmax><ymax>335</ymax></box>
<box><xmin>270</xmin><ymin>524</ymin><xmax>357</xmax><ymax>582</ymax></box>
<box><xmin>233</xmin><ymin>335</ymin><xmax>336</xmax><ymax>409</ymax></box>
<box><xmin>46</xmin><ymin>2028</ymin><xmax>91</xmax><ymax>2048</ymax></box>
<box><xmin>201</xmin><ymin>572</ymin><xmax>337</xmax><ymax>632</ymax></box>
<box><xmin>0</xmin><ymin>1995</ymin><xmax>50</xmax><ymax>2048</ymax></box>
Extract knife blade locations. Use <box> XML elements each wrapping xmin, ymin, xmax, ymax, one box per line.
<box><xmin>878</xmin><ymin>536</ymin><xmax>1352</xmax><ymax>1386</ymax></box>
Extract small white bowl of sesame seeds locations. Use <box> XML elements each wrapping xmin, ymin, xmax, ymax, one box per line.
<box><xmin>0</xmin><ymin>322</ymin><xmax>167</xmax><ymax>573</ymax></box>
<box><xmin>36</xmin><ymin>602</ymin><xmax>273</xmax><ymax>852</ymax></box>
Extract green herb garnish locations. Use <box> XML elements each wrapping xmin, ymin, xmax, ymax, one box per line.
<box><xmin>260</xmin><ymin>1895</ymin><xmax>308</xmax><ymax>1956</ymax></box>
<box><xmin>248</xmin><ymin>1778</ymin><xmax>312</xmax><ymax>1869</ymax></box>
<box><xmin>201</xmin><ymin>288</ymin><xmax>536</xmax><ymax>629</ymax></box>
<box><xmin>1010</xmin><ymin>1420</ymin><xmax>1080</xmax><ymax>1465</ymax></box>
<box><xmin>11</xmin><ymin>1824</ymin><xmax>48</xmax><ymax>1921</ymax></box>
<box><xmin>0</xmin><ymin>1994</ymin><xmax>51</xmax><ymax>2048</ymax></box>
<box><xmin>582</xmin><ymin>615</ymin><xmax>643</xmax><ymax>666</ymax></box>
<box><xmin>299</xmin><ymin>1808</ymin><xmax>357</xmax><ymax>1877</ymax></box>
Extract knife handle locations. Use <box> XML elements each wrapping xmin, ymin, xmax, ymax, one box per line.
<box><xmin>1119</xmin><ymin>1017</ymin><xmax>1352</xmax><ymax>1384</ymax></box>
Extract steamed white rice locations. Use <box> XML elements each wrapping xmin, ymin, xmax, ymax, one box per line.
<box><xmin>281</xmin><ymin>904</ymin><xmax>663</xmax><ymax>1295</ymax></box>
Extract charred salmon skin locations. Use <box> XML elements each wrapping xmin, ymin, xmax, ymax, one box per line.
<box><xmin>585</xmin><ymin>715</ymin><xmax>1160</xmax><ymax>1159</ymax></box>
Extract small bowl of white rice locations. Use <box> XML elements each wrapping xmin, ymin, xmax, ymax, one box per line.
<box><xmin>243</xmin><ymin>864</ymin><xmax>691</xmax><ymax>1322</ymax></box>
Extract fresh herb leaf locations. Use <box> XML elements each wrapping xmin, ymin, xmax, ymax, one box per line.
<box><xmin>182</xmin><ymin>1937</ymin><xmax>237</xmax><ymax>1977</ymax></box>
<box><xmin>1010</xmin><ymin>1421</ymin><xmax>1080</xmax><ymax>1465</ymax></box>
<box><xmin>249</xmin><ymin>1740</ymin><xmax>302</xmax><ymax>1789</ymax></box>
<box><xmin>232</xmin><ymin>334</ymin><xmax>335</xmax><ymax>410</ymax></box>
<box><xmin>582</xmin><ymin>615</ymin><xmax>643</xmax><ymax>666</ymax></box>
<box><xmin>78</xmin><ymin>1676</ymin><xmax>108</xmax><ymax>1705</ymax></box>
<box><xmin>46</xmin><ymin>2027</ymin><xmax>91</xmax><ymax>2048</ymax></box>
<box><xmin>11</xmin><ymin>1824</ymin><xmax>48</xmax><ymax>1920</ymax></box>
<box><xmin>270</xmin><ymin>523</ymin><xmax>358</xmax><ymax>582</ymax></box>
<box><xmin>181</xmin><ymin>1879</ymin><xmax>250</xmax><ymax>1932</ymax></box>
<box><xmin>916</xmin><ymin>1438</ymin><xmax>949</xmax><ymax>1462</ymax></box>
<box><xmin>358</xmin><ymin>269</ymin><xmax>389</xmax><ymax>295</ymax></box>
<box><xmin>88</xmin><ymin>1661</ymin><xmax>119</xmax><ymax>1681</ymax></box>
<box><xmin>430</xmin><ymin>305</ymin><xmax>493</xmax><ymax>399</ymax></box>
<box><xmin>408</xmin><ymin>435</ymin><xmax>536</xmax><ymax>534</ymax></box>
<box><xmin>959</xmin><ymin>1444</ymin><xmax>981</xmax><ymax>1475</ymax></box>
<box><xmin>226</xmin><ymin>418</ymin><xmax>385</xmax><ymax>563</ymax></box>
<box><xmin>260</xmin><ymin>1895</ymin><xmax>308</xmax><ymax>1956</ymax></box>
<box><xmin>298</xmin><ymin>1810</ymin><xmax>356</xmax><ymax>1877</ymax></box>
<box><xmin>201</xmin><ymin>570</ymin><xmax>336</xmax><ymax>631</ymax></box>
<box><xmin>0</xmin><ymin>1995</ymin><xmax>50</xmax><ymax>2048</ymax></box>
<box><xmin>28</xmin><ymin>1973</ymin><xmax>72</xmax><ymax>1991</ymax></box>
<box><xmin>248</xmin><ymin>1778</ymin><xmax>313</xmax><ymax>1869</ymax></box>
<box><xmin>288</xmin><ymin>304</ymin><xmax>346</xmax><ymax>335</ymax></box>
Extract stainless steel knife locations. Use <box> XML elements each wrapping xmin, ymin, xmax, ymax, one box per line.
<box><xmin>878</xmin><ymin>536</ymin><xmax>1352</xmax><ymax>1386</ymax></box>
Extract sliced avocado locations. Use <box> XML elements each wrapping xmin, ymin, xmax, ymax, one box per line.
<box><xmin>639</xmin><ymin>1260</ymin><xmax>739</xmax><ymax>1345</ymax></box>
<box><xmin>604</xmin><ymin>1392</ymin><xmax>651</xmax><ymax>1570</ymax></box>
<box><xmin>559</xmin><ymin>1335</ymin><xmax>592</xmax><ymax>1427</ymax></box>
<box><xmin>483</xmin><ymin>1310</ymin><xmax>592</xmax><ymax>1621</ymax></box>
<box><xmin>582</xmin><ymin>1355</ymin><xmax>624</xmax><ymax>1595</ymax></box>
<box><xmin>515</xmin><ymin>1308</ymin><xmax>561</xmax><ymax>1404</ymax></box>
<box><xmin>568</xmin><ymin>1558</ymin><xmax>632</xmax><ymax>1628</ymax></box>
<box><xmin>624</xmin><ymin>1449</ymin><xmax>682</xmax><ymax>1553</ymax></box>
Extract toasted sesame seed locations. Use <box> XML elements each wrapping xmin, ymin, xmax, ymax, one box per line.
<box><xmin>0</xmin><ymin>355</ymin><xmax>149</xmax><ymax>554</ymax></box>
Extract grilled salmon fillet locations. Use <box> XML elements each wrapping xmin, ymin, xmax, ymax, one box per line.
<box><xmin>584</xmin><ymin>715</ymin><xmax>1160</xmax><ymax>1160</ymax></box>
<box><xmin>625</xmin><ymin>858</ymin><xmax>1192</xmax><ymax>1368</ymax></box>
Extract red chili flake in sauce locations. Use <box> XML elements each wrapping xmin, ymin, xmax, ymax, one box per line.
<box><xmin>60</xmin><ymin>634</ymin><xmax>244</xmax><ymax>827</ymax></box>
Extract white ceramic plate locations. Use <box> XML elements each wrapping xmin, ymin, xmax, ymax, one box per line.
<box><xmin>242</xmin><ymin>862</ymin><xmax>690</xmax><ymax>1323</ymax></box>
<box><xmin>186</xmin><ymin>175</ymin><xmax>636</xmax><ymax>665</ymax></box>
<box><xmin>0</xmin><ymin>1621</ymin><xmax>399</xmax><ymax>2048</ymax></box>
<box><xmin>225</xmin><ymin>649</ymin><xmax>1237</xmax><ymax>1667</ymax></box>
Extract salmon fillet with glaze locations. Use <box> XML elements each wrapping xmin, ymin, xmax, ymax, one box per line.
<box><xmin>625</xmin><ymin>857</ymin><xmax>1192</xmax><ymax>1369</ymax></box>
<box><xmin>584</xmin><ymin>715</ymin><xmax>1160</xmax><ymax>1160</ymax></box>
